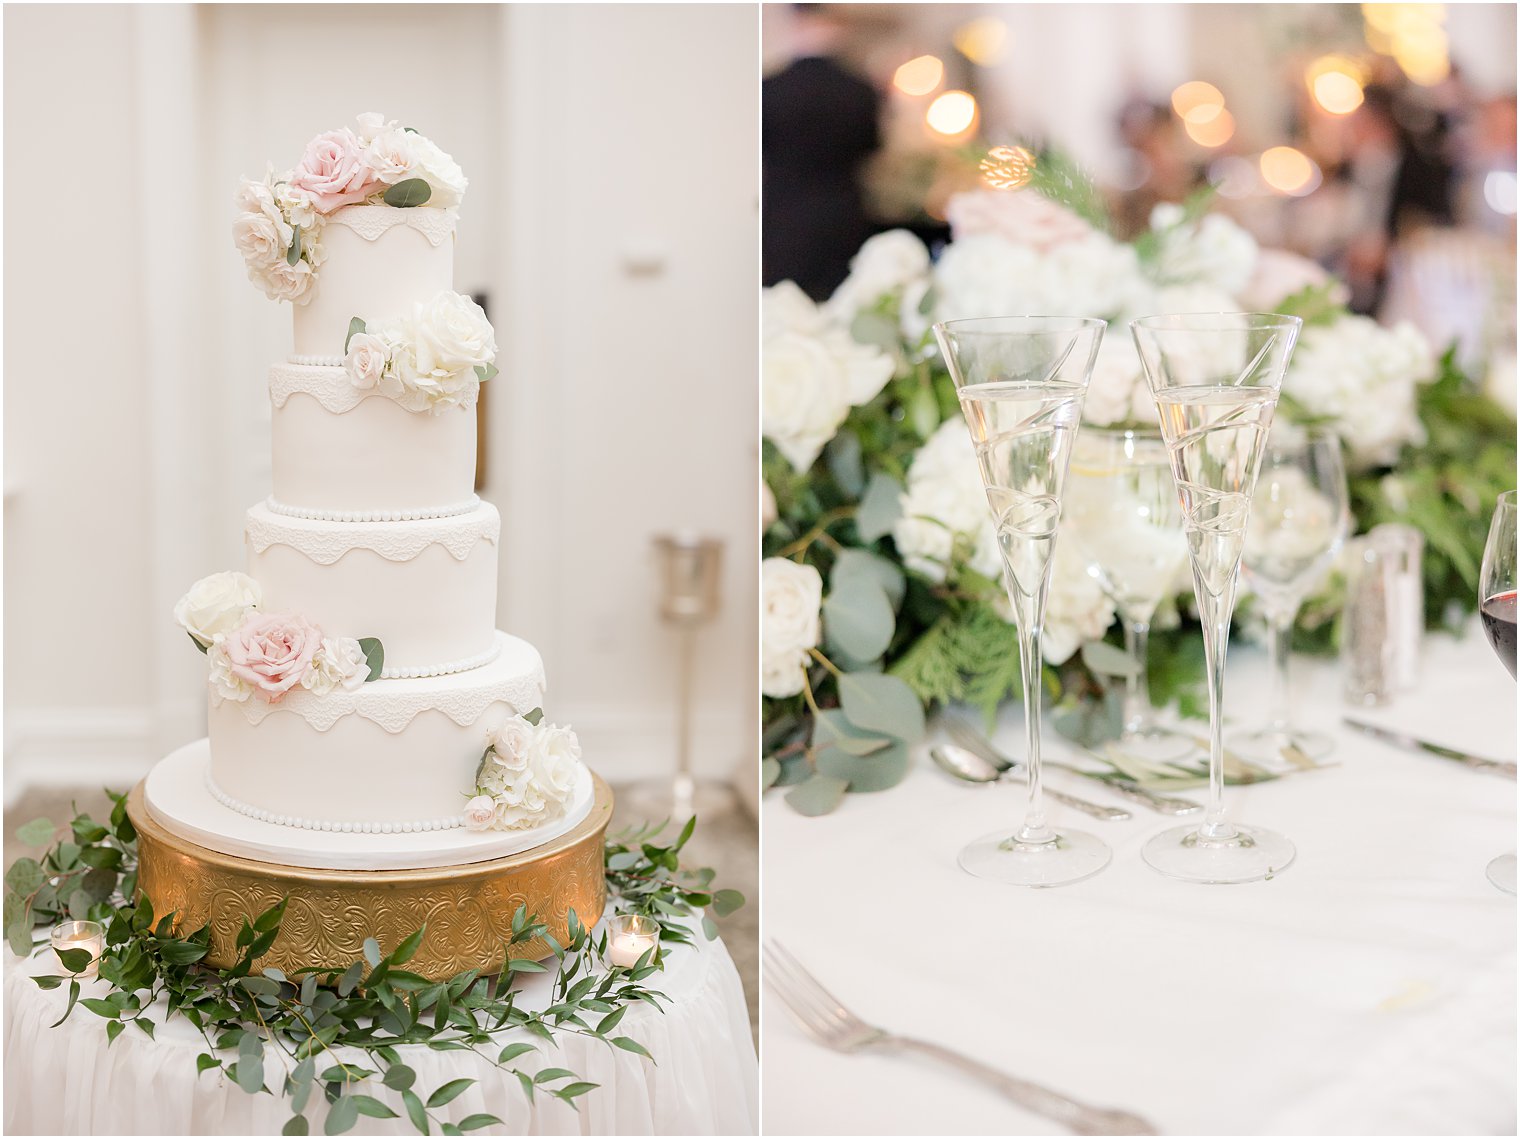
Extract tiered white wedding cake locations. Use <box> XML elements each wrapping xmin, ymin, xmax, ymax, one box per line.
<box><xmin>143</xmin><ymin>115</ymin><xmax>594</xmax><ymax>873</ymax></box>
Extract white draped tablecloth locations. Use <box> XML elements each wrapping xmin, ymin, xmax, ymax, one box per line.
<box><xmin>4</xmin><ymin>918</ymin><xmax>757</xmax><ymax>1135</ymax></box>
<box><xmin>762</xmin><ymin>623</ymin><xmax>1516</xmax><ymax>1136</ymax></box>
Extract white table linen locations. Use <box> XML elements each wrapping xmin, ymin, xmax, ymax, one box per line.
<box><xmin>761</xmin><ymin>624</ymin><xmax>1516</xmax><ymax>1135</ymax></box>
<box><xmin>5</xmin><ymin>919</ymin><xmax>757</xmax><ymax>1135</ymax></box>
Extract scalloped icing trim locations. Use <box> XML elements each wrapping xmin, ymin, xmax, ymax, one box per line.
<box><xmin>269</xmin><ymin>363</ymin><xmax>479</xmax><ymax>415</ymax></box>
<box><xmin>328</xmin><ymin>204</ymin><xmax>457</xmax><ymax>247</ymax></box>
<box><xmin>210</xmin><ymin>654</ymin><xmax>545</xmax><ymax>735</ymax></box>
<box><xmin>246</xmin><ymin>503</ymin><xmax>500</xmax><ymax>565</ymax></box>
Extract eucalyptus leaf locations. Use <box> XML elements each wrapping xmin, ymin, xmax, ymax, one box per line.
<box><xmin>760</xmin><ymin>757</ymin><xmax>781</xmax><ymax>790</ymax></box>
<box><xmin>783</xmin><ymin>773</ymin><xmax>849</xmax><ymax>817</ymax></box>
<box><xmin>286</xmin><ymin>225</ymin><xmax>302</xmax><ymax>268</ymax></box>
<box><xmin>357</xmin><ymin>639</ymin><xmax>385</xmax><ymax>683</ymax></box>
<box><xmin>5</xmin><ymin>858</ymin><xmax>44</xmax><ymax>896</ymax></box>
<box><xmin>345</xmin><ymin>317</ymin><xmax>367</xmax><ymax>354</ymax></box>
<box><xmin>323</xmin><ymin>1094</ymin><xmax>358</xmax><ymax>1136</ymax></box>
<box><xmin>383</xmin><ymin>178</ymin><xmax>432</xmax><ymax>208</ymax></box>
<box><xmin>850</xmin><ymin>310</ymin><xmax>900</xmax><ymax>351</ymax></box>
<box><xmin>830</xmin><ymin>547</ymin><xmax>905</xmax><ymax>609</ymax></box>
<box><xmin>823</xmin><ymin>573</ymin><xmax>894</xmax><ymax>662</ymax></box>
<box><xmin>853</xmin><ymin>473</ymin><xmax>905</xmax><ymax>544</ymax></box>
<box><xmin>837</xmin><ymin>672</ymin><xmax>925</xmax><ymax>743</ymax></box>
<box><xmin>16</xmin><ymin>818</ymin><xmax>55</xmax><ymax>847</ymax></box>
<box><xmin>826</xmin><ymin>432</ymin><xmax>865</xmax><ymax>498</ymax></box>
<box><xmin>474</xmin><ymin>362</ymin><xmax>499</xmax><ymax>383</ymax></box>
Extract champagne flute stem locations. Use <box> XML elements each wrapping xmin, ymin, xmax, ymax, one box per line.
<box><xmin>1017</xmin><ymin>617</ymin><xmax>1053</xmax><ymax>844</ymax></box>
<box><xmin>1264</xmin><ymin>609</ymin><xmax>1295</xmax><ymax>735</ymax></box>
<box><xmin>1197</xmin><ymin>581</ymin><xmax>1237</xmax><ymax>840</ymax></box>
<box><xmin>1121</xmin><ymin>617</ymin><xmax>1153</xmax><ymax>735</ymax></box>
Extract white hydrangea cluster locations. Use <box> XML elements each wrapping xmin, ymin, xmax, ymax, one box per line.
<box><xmin>1282</xmin><ymin>316</ymin><xmax>1436</xmax><ymax>469</ymax></box>
<box><xmin>762</xmin><ymin>283</ymin><xmax>895</xmax><ymax>472</ymax></box>
<box><xmin>932</xmin><ymin>232</ymin><xmax>1148</xmax><ymax>327</ymax></box>
<box><xmin>824</xmin><ymin>230</ymin><xmax>932</xmax><ymax>327</ymax></box>
<box><xmin>1145</xmin><ymin>203</ymin><xmax>1259</xmax><ymax>296</ymax></box>
<box><xmin>463</xmin><ymin>714</ymin><xmax>582</xmax><ymax>832</ymax></box>
<box><xmin>343</xmin><ymin>291</ymin><xmax>497</xmax><ymax>414</ymax></box>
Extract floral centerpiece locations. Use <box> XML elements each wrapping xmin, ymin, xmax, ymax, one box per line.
<box><xmin>762</xmin><ymin>154</ymin><xmax>1516</xmax><ymax>816</ymax></box>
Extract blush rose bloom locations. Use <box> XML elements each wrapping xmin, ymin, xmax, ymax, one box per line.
<box><xmin>222</xmin><ymin>612</ymin><xmax>323</xmax><ymax>701</ymax></box>
<box><xmin>344</xmin><ymin>332</ymin><xmax>389</xmax><ymax>391</ymax></box>
<box><xmin>287</xmin><ymin>128</ymin><xmax>381</xmax><ymax>214</ymax></box>
<box><xmin>462</xmin><ymin>795</ymin><xmax>497</xmax><ymax>832</ymax></box>
<box><xmin>945</xmin><ymin>189</ymin><xmax>1095</xmax><ymax>252</ymax></box>
<box><xmin>488</xmin><ymin>716</ymin><xmax>536</xmax><ymax>774</ymax></box>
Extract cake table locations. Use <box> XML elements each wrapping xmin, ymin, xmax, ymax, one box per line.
<box><xmin>4</xmin><ymin>918</ymin><xmax>757</xmax><ymax>1135</ymax></box>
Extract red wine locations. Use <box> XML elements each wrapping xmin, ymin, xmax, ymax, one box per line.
<box><xmin>1482</xmin><ymin>590</ymin><xmax>1518</xmax><ymax>678</ymax></box>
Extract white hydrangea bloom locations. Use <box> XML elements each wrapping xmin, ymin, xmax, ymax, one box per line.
<box><xmin>892</xmin><ymin>420</ymin><xmax>1002</xmax><ymax>585</ymax></box>
<box><xmin>994</xmin><ymin>537</ymin><xmax>1118</xmax><ymax>665</ymax></box>
<box><xmin>824</xmin><ymin>230</ymin><xmax>932</xmax><ymax>325</ymax></box>
<box><xmin>1145</xmin><ymin>203</ymin><xmax>1258</xmax><ymax>295</ymax></box>
<box><xmin>933</xmin><ymin>233</ymin><xmax>1148</xmax><ymax>326</ymax></box>
<box><xmin>1282</xmin><ymin>316</ymin><xmax>1435</xmax><ymax>469</ymax></box>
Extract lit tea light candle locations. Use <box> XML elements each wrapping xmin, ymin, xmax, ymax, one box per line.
<box><xmin>49</xmin><ymin>920</ymin><xmax>104</xmax><ymax>978</ymax></box>
<box><xmin>607</xmin><ymin>914</ymin><xmax>658</xmax><ymax>969</ymax></box>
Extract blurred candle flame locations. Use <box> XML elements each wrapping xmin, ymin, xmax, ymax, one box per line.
<box><xmin>893</xmin><ymin>54</ymin><xmax>945</xmax><ymax>97</ymax></box>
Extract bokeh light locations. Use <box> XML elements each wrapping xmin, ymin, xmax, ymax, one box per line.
<box><xmin>1362</xmin><ymin>4</ymin><xmax>1450</xmax><ymax>86</ymax></box>
<box><xmin>1307</xmin><ymin>56</ymin><xmax>1366</xmax><ymax>114</ymax></box>
<box><xmin>979</xmin><ymin>145</ymin><xmax>1037</xmax><ymax>189</ymax></box>
<box><xmin>953</xmin><ymin>17</ymin><xmax>1009</xmax><ymax>66</ymax></box>
<box><xmin>1484</xmin><ymin>170</ymin><xmax>1519</xmax><ymax>216</ymax></box>
<box><xmin>893</xmin><ymin>55</ymin><xmax>945</xmax><ymax>97</ymax></box>
<box><xmin>1259</xmin><ymin>146</ymin><xmax>1322</xmax><ymax>196</ymax></box>
<box><xmin>1171</xmin><ymin>81</ymin><xmax>1225</xmax><ymax>123</ymax></box>
<box><xmin>926</xmin><ymin>90</ymin><xmax>979</xmax><ymax>138</ymax></box>
<box><xmin>1184</xmin><ymin>107</ymin><xmax>1235</xmax><ymax>147</ymax></box>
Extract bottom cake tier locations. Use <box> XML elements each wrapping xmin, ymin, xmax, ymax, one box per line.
<box><xmin>129</xmin><ymin>775</ymin><xmax>612</xmax><ymax>979</ymax></box>
<box><xmin>146</xmin><ymin>739</ymin><xmax>596</xmax><ymax>870</ymax></box>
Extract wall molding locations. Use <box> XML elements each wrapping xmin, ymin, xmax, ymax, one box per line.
<box><xmin>4</xmin><ymin>708</ymin><xmax>160</xmax><ymax>808</ymax></box>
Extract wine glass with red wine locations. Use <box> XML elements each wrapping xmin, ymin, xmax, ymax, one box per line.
<box><xmin>1479</xmin><ymin>490</ymin><xmax>1516</xmax><ymax>895</ymax></box>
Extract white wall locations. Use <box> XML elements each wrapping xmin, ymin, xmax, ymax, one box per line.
<box><xmin>4</xmin><ymin>4</ymin><xmax>759</xmax><ymax>798</ymax></box>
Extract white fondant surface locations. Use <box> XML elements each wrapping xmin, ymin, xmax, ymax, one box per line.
<box><xmin>292</xmin><ymin>206</ymin><xmax>455</xmax><ymax>358</ymax></box>
<box><xmin>244</xmin><ymin>501</ymin><xmax>499</xmax><ymax>670</ymax></box>
<box><xmin>208</xmin><ymin>631</ymin><xmax>545</xmax><ymax>825</ymax></box>
<box><xmin>148</xmin><ymin>739</ymin><xmax>594</xmax><ymax>871</ymax></box>
<box><xmin>270</xmin><ymin>368</ymin><xmax>478</xmax><ymax>515</ymax></box>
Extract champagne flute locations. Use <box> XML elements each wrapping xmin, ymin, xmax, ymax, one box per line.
<box><xmin>1234</xmin><ymin>427</ymin><xmax>1351</xmax><ymax>762</ymax></box>
<box><xmin>1479</xmin><ymin>490</ymin><xmax>1517</xmax><ymax>894</ymax></box>
<box><xmin>935</xmin><ymin>315</ymin><xmax>1110</xmax><ymax>888</ymax></box>
<box><xmin>1066</xmin><ymin>428</ymin><xmax>1196</xmax><ymax>761</ymax></box>
<box><xmin>1130</xmin><ymin>312</ymin><xmax>1302</xmax><ymax>884</ymax></box>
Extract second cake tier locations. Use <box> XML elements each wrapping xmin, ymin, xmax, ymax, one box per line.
<box><xmin>244</xmin><ymin>500</ymin><xmax>500</xmax><ymax>676</ymax></box>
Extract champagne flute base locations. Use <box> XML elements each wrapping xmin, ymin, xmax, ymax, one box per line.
<box><xmin>957</xmin><ymin>827</ymin><xmax>1111</xmax><ymax>888</ymax></box>
<box><xmin>1114</xmin><ymin>723</ymin><xmax>1201</xmax><ymax>763</ymax></box>
<box><xmin>1141</xmin><ymin>822</ymin><xmax>1295</xmax><ymax>884</ymax></box>
<box><xmin>1487</xmin><ymin>853</ymin><xmax>1517</xmax><ymax>895</ymax></box>
<box><xmin>1229</xmin><ymin>726</ymin><xmax>1334</xmax><ymax>764</ymax></box>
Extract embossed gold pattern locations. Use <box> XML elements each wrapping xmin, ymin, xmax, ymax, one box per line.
<box><xmin>128</xmin><ymin>776</ymin><xmax>611</xmax><ymax>981</ymax></box>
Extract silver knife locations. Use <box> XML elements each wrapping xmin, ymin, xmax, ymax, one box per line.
<box><xmin>1343</xmin><ymin>717</ymin><xmax>1518</xmax><ymax>779</ymax></box>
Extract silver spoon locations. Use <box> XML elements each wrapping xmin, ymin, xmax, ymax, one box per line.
<box><xmin>929</xmin><ymin>744</ymin><xmax>1131</xmax><ymax>822</ymax></box>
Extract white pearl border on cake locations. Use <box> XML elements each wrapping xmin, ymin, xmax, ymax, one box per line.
<box><xmin>379</xmin><ymin>640</ymin><xmax>503</xmax><ymax>680</ymax></box>
<box><xmin>205</xmin><ymin>770</ymin><xmax>465</xmax><ymax>833</ymax></box>
<box><xmin>264</xmin><ymin>496</ymin><xmax>482</xmax><ymax>523</ymax></box>
<box><xmin>288</xmin><ymin>354</ymin><xmax>345</xmax><ymax>367</ymax></box>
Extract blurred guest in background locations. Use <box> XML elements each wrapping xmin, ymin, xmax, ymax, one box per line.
<box><xmin>763</xmin><ymin>4</ymin><xmax>882</xmax><ymax>299</ymax></box>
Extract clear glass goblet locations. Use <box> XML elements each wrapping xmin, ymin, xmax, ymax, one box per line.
<box><xmin>1066</xmin><ymin>427</ymin><xmax>1196</xmax><ymax>761</ymax></box>
<box><xmin>1479</xmin><ymin>489</ymin><xmax>1517</xmax><ymax>895</ymax></box>
<box><xmin>1233</xmin><ymin>426</ymin><xmax>1351</xmax><ymax>763</ymax></box>
<box><xmin>935</xmin><ymin>315</ymin><xmax>1110</xmax><ymax>888</ymax></box>
<box><xmin>1130</xmin><ymin>312</ymin><xmax>1302</xmax><ymax>885</ymax></box>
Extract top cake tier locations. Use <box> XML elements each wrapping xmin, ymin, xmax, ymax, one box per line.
<box><xmin>291</xmin><ymin>205</ymin><xmax>456</xmax><ymax>361</ymax></box>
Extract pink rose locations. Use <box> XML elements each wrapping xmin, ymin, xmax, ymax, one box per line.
<box><xmin>286</xmin><ymin>129</ymin><xmax>381</xmax><ymax>214</ymax></box>
<box><xmin>1239</xmin><ymin>248</ymin><xmax>1348</xmax><ymax>311</ymax></box>
<box><xmin>223</xmin><ymin>612</ymin><xmax>322</xmax><ymax>701</ymax></box>
<box><xmin>945</xmin><ymin>189</ymin><xmax>1095</xmax><ymax>252</ymax></box>
<box><xmin>462</xmin><ymin>795</ymin><xmax>497</xmax><ymax>832</ymax></box>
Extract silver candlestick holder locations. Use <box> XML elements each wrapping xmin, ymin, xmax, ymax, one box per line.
<box><xmin>625</xmin><ymin>534</ymin><xmax>732</xmax><ymax>823</ymax></box>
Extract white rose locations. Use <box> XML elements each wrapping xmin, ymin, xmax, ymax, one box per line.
<box><xmin>488</xmin><ymin>716</ymin><xmax>536</xmax><ymax>774</ymax></box>
<box><xmin>408</xmin><ymin>135</ymin><xmax>468</xmax><ymax>209</ymax></box>
<box><xmin>934</xmin><ymin>233</ymin><xmax>1146</xmax><ymax>325</ymax></box>
<box><xmin>207</xmin><ymin>640</ymin><xmax>254</xmax><ymax>703</ymax></box>
<box><xmin>899</xmin><ymin>278</ymin><xmax>932</xmax><ymax>345</ymax></box>
<box><xmin>364</xmin><ymin>126</ymin><xmax>419</xmax><ymax>185</ymax></box>
<box><xmin>531</xmin><ymin>723</ymin><xmax>582</xmax><ymax>804</ymax></box>
<box><xmin>176</xmin><ymin>571</ymin><xmax>262</xmax><ymax>647</ymax></box>
<box><xmin>761</xmin><ymin>331</ymin><xmax>851</xmax><ymax>472</ymax></box>
<box><xmin>248</xmin><ymin>256</ymin><xmax>316</xmax><ymax>305</ymax></box>
<box><xmin>761</xmin><ymin>558</ymin><xmax>823</xmax><ymax>698</ymax></box>
<box><xmin>761</xmin><ymin>483</ymin><xmax>779</xmax><ymax>531</ymax></box>
<box><xmin>301</xmin><ymin>637</ymin><xmax>370</xmax><ymax>696</ymax></box>
<box><xmin>344</xmin><ymin>332</ymin><xmax>389</xmax><ymax>391</ymax></box>
<box><xmin>825</xmin><ymin>230</ymin><xmax>931</xmax><ymax>324</ymax></box>
<box><xmin>1485</xmin><ymin>352</ymin><xmax>1517</xmax><ymax>417</ymax></box>
<box><xmin>1084</xmin><ymin>337</ymin><xmax>1145</xmax><ymax>427</ymax></box>
<box><xmin>232</xmin><ymin>209</ymin><xmax>289</xmax><ymax>273</ymax></box>
<box><xmin>1146</xmin><ymin>203</ymin><xmax>1258</xmax><ymax>295</ymax></box>
<box><xmin>354</xmin><ymin>111</ymin><xmax>399</xmax><ymax>145</ymax></box>
<box><xmin>462</xmin><ymin>795</ymin><xmax>497</xmax><ymax>832</ymax></box>
<box><xmin>414</xmin><ymin>291</ymin><xmax>496</xmax><ymax>374</ymax></box>
<box><xmin>892</xmin><ymin>420</ymin><xmax>1002</xmax><ymax>584</ymax></box>
<box><xmin>827</xmin><ymin>328</ymin><xmax>894</xmax><ymax>406</ymax></box>
<box><xmin>763</xmin><ymin>281</ymin><xmax>827</xmax><ymax>339</ymax></box>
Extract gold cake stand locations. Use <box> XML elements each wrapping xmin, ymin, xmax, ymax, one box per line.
<box><xmin>127</xmin><ymin>775</ymin><xmax>613</xmax><ymax>980</ymax></box>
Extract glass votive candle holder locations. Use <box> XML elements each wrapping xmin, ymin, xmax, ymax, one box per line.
<box><xmin>50</xmin><ymin>920</ymin><xmax>104</xmax><ymax>978</ymax></box>
<box><xmin>607</xmin><ymin>914</ymin><xmax>659</xmax><ymax>968</ymax></box>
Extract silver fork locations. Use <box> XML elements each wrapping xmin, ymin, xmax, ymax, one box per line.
<box><xmin>765</xmin><ymin>941</ymin><xmax>1159</xmax><ymax>1136</ymax></box>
